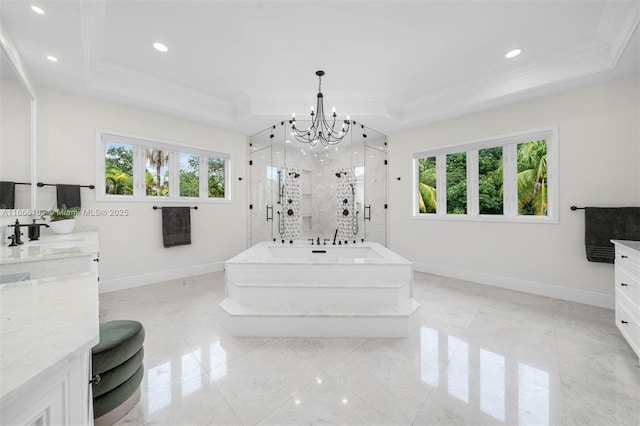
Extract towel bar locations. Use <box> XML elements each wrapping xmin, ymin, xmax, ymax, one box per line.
<box><xmin>152</xmin><ymin>206</ymin><xmax>198</xmax><ymax>210</ymax></box>
<box><xmin>570</xmin><ymin>206</ymin><xmax>585</xmax><ymax>210</ymax></box>
<box><xmin>37</xmin><ymin>182</ymin><xmax>95</xmax><ymax>189</ymax></box>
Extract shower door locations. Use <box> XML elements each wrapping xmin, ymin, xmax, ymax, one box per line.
<box><xmin>363</xmin><ymin>134</ymin><xmax>388</xmax><ymax>245</ymax></box>
<box><xmin>249</xmin><ymin>129</ymin><xmax>275</xmax><ymax>245</ymax></box>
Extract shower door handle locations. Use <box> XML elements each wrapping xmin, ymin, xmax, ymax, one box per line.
<box><xmin>364</xmin><ymin>205</ymin><xmax>372</xmax><ymax>221</ymax></box>
<box><xmin>266</xmin><ymin>205</ymin><xmax>273</xmax><ymax>221</ymax></box>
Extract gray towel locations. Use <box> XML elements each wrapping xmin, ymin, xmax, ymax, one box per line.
<box><xmin>584</xmin><ymin>207</ymin><xmax>640</xmax><ymax>263</ymax></box>
<box><xmin>0</xmin><ymin>181</ymin><xmax>15</xmax><ymax>209</ymax></box>
<box><xmin>162</xmin><ymin>207</ymin><xmax>191</xmax><ymax>248</ymax></box>
<box><xmin>56</xmin><ymin>184</ymin><xmax>81</xmax><ymax>209</ymax></box>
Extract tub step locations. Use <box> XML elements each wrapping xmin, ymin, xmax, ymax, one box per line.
<box><xmin>218</xmin><ymin>298</ymin><xmax>420</xmax><ymax>338</ymax></box>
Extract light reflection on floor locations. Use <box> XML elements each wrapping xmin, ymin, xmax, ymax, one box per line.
<box><xmin>99</xmin><ymin>271</ymin><xmax>640</xmax><ymax>425</ymax></box>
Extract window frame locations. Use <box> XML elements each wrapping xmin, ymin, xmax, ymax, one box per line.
<box><xmin>96</xmin><ymin>130</ymin><xmax>232</xmax><ymax>203</ymax></box>
<box><xmin>411</xmin><ymin>126</ymin><xmax>558</xmax><ymax>223</ymax></box>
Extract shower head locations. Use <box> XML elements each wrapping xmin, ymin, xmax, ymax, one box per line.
<box><xmin>335</xmin><ymin>172</ymin><xmax>342</xmax><ymax>178</ymax></box>
<box><xmin>288</xmin><ymin>172</ymin><xmax>300</xmax><ymax>178</ymax></box>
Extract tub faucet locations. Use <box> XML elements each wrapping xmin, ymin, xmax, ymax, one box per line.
<box><xmin>333</xmin><ymin>229</ymin><xmax>338</xmax><ymax>245</ymax></box>
<box><xmin>316</xmin><ymin>237</ymin><xmax>320</xmax><ymax>245</ymax></box>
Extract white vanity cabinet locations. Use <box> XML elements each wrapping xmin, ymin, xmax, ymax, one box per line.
<box><xmin>0</xmin><ymin>232</ymin><xmax>100</xmax><ymax>425</ymax></box>
<box><xmin>612</xmin><ymin>240</ymin><xmax>640</xmax><ymax>363</ymax></box>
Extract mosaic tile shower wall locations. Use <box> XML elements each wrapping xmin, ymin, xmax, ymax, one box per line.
<box><xmin>335</xmin><ymin>168</ymin><xmax>357</xmax><ymax>242</ymax></box>
<box><xmin>281</xmin><ymin>167</ymin><xmax>301</xmax><ymax>240</ymax></box>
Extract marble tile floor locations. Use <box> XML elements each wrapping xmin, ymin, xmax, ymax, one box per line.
<box><xmin>99</xmin><ymin>272</ymin><xmax>640</xmax><ymax>426</ymax></box>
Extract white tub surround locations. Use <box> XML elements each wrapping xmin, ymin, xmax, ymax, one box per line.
<box><xmin>219</xmin><ymin>241</ymin><xmax>419</xmax><ymax>337</ymax></box>
<box><xmin>0</xmin><ymin>231</ymin><xmax>99</xmax><ymax>280</ymax></box>
<box><xmin>612</xmin><ymin>240</ymin><xmax>640</xmax><ymax>363</ymax></box>
<box><xmin>0</xmin><ymin>272</ymin><xmax>99</xmax><ymax>425</ymax></box>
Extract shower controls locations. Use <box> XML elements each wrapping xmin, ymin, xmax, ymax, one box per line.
<box><xmin>343</xmin><ymin>209</ymin><xmax>349</xmax><ymax>216</ymax></box>
<box><xmin>287</xmin><ymin>209</ymin><xmax>294</xmax><ymax>216</ymax></box>
<box><xmin>288</xmin><ymin>199</ymin><xmax>293</xmax><ymax>204</ymax></box>
<box><xmin>343</xmin><ymin>198</ymin><xmax>348</xmax><ymax>204</ymax></box>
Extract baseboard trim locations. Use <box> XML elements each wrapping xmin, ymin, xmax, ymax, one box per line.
<box><xmin>99</xmin><ymin>262</ymin><xmax>226</xmax><ymax>293</ymax></box>
<box><xmin>412</xmin><ymin>261</ymin><xmax>614</xmax><ymax>309</ymax></box>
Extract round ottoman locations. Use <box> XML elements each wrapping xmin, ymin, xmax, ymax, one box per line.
<box><xmin>92</xmin><ymin>320</ymin><xmax>145</xmax><ymax>426</ymax></box>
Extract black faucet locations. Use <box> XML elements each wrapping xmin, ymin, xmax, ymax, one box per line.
<box><xmin>8</xmin><ymin>220</ymin><xmax>24</xmax><ymax>246</ymax></box>
<box><xmin>323</xmin><ymin>238</ymin><xmax>331</xmax><ymax>245</ymax></box>
<box><xmin>316</xmin><ymin>236</ymin><xmax>320</xmax><ymax>245</ymax></box>
<box><xmin>333</xmin><ymin>229</ymin><xmax>338</xmax><ymax>245</ymax></box>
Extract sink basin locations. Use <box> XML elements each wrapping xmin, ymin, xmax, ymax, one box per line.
<box><xmin>0</xmin><ymin>272</ymin><xmax>30</xmax><ymax>284</ymax></box>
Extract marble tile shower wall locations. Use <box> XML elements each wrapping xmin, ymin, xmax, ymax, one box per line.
<box><xmin>284</xmin><ymin>147</ymin><xmax>357</xmax><ymax>242</ymax></box>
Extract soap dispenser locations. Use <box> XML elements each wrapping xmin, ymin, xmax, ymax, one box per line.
<box><xmin>28</xmin><ymin>220</ymin><xmax>49</xmax><ymax>241</ymax></box>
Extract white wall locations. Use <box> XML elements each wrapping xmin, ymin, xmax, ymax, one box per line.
<box><xmin>388</xmin><ymin>74</ymin><xmax>640</xmax><ymax>307</ymax></box>
<box><xmin>35</xmin><ymin>88</ymin><xmax>247</xmax><ymax>291</ymax></box>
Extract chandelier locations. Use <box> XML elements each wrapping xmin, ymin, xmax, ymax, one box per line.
<box><xmin>290</xmin><ymin>70</ymin><xmax>351</xmax><ymax>146</ymax></box>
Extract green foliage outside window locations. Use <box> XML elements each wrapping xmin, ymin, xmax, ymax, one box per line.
<box><xmin>105</xmin><ymin>144</ymin><xmax>133</xmax><ymax>195</ymax></box>
<box><xmin>145</xmin><ymin>149</ymin><xmax>169</xmax><ymax>197</ymax></box>
<box><xmin>517</xmin><ymin>140</ymin><xmax>547</xmax><ymax>216</ymax></box>
<box><xmin>180</xmin><ymin>155</ymin><xmax>199</xmax><ymax>197</ymax></box>
<box><xmin>416</xmin><ymin>138</ymin><xmax>548</xmax><ymax>217</ymax></box>
<box><xmin>208</xmin><ymin>158</ymin><xmax>225</xmax><ymax>198</ymax></box>
<box><xmin>418</xmin><ymin>157</ymin><xmax>437</xmax><ymax>213</ymax></box>
<box><xmin>479</xmin><ymin>147</ymin><xmax>503</xmax><ymax>214</ymax></box>
<box><xmin>446</xmin><ymin>152</ymin><xmax>467</xmax><ymax>214</ymax></box>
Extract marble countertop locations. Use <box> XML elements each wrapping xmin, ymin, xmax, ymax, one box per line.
<box><xmin>612</xmin><ymin>239</ymin><xmax>640</xmax><ymax>254</ymax></box>
<box><xmin>0</xmin><ymin>272</ymin><xmax>99</xmax><ymax>402</ymax></box>
<box><xmin>0</xmin><ymin>231</ymin><xmax>99</xmax><ymax>265</ymax></box>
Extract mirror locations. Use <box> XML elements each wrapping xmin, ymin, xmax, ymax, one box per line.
<box><xmin>0</xmin><ymin>29</ymin><xmax>36</xmax><ymax>212</ymax></box>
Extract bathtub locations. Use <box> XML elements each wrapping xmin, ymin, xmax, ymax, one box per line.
<box><xmin>218</xmin><ymin>241</ymin><xmax>420</xmax><ymax>337</ymax></box>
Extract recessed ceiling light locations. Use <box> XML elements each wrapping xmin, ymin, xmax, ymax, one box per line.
<box><xmin>46</xmin><ymin>55</ymin><xmax>58</xmax><ymax>62</ymax></box>
<box><xmin>30</xmin><ymin>5</ymin><xmax>45</xmax><ymax>14</ymax></box>
<box><xmin>505</xmin><ymin>48</ymin><xmax>522</xmax><ymax>59</ymax></box>
<box><xmin>153</xmin><ymin>42</ymin><xmax>168</xmax><ymax>53</ymax></box>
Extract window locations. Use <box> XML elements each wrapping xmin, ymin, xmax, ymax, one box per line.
<box><xmin>97</xmin><ymin>131</ymin><xmax>231</xmax><ymax>202</ymax></box>
<box><xmin>412</xmin><ymin>127</ymin><xmax>557</xmax><ymax>223</ymax></box>
<box><xmin>105</xmin><ymin>142</ymin><xmax>133</xmax><ymax>195</ymax></box>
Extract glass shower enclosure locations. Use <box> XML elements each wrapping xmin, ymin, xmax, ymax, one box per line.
<box><xmin>249</xmin><ymin>120</ymin><xmax>388</xmax><ymax>246</ymax></box>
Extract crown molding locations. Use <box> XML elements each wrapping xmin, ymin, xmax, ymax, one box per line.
<box><xmin>77</xmin><ymin>0</ymin><xmax>639</xmax><ymax>133</ymax></box>
<box><xmin>596</xmin><ymin>0</ymin><xmax>640</xmax><ymax>64</ymax></box>
<box><xmin>80</xmin><ymin>0</ymin><xmax>236</xmax><ymax>126</ymax></box>
<box><xmin>400</xmin><ymin>34</ymin><xmax>620</xmax><ymax>126</ymax></box>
